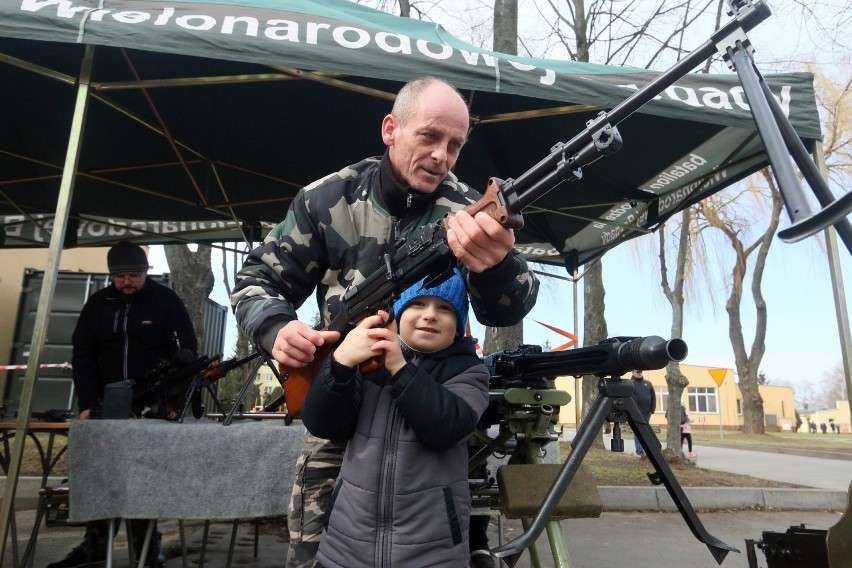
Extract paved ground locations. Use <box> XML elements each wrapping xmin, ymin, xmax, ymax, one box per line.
<box><xmin>4</xmin><ymin>508</ymin><xmax>843</xmax><ymax>568</ymax></box>
<box><xmin>3</xmin><ymin>436</ymin><xmax>850</xmax><ymax>567</ymax></box>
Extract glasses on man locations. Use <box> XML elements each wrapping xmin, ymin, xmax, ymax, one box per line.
<box><xmin>113</xmin><ymin>272</ymin><xmax>145</xmax><ymax>282</ymax></box>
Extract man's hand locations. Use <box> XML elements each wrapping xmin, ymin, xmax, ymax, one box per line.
<box><xmin>78</xmin><ymin>409</ymin><xmax>91</xmax><ymax>420</ymax></box>
<box><xmin>272</xmin><ymin>320</ymin><xmax>340</xmax><ymax>368</ymax></box>
<box><xmin>446</xmin><ymin>210</ymin><xmax>515</xmax><ymax>273</ymax></box>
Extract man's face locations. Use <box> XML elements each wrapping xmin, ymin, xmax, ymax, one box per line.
<box><xmin>112</xmin><ymin>272</ymin><xmax>146</xmax><ymax>296</ymax></box>
<box><xmin>381</xmin><ymin>82</ymin><xmax>469</xmax><ymax>193</ymax></box>
<box><xmin>632</xmin><ymin>370</ymin><xmax>643</xmax><ymax>380</ymax></box>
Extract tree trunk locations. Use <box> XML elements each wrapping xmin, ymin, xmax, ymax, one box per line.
<box><xmin>163</xmin><ymin>244</ymin><xmax>214</xmax><ymax>352</ymax></box>
<box><xmin>481</xmin><ymin>0</ymin><xmax>524</xmax><ymax>356</ymax></box>
<box><xmin>659</xmin><ymin>207</ymin><xmax>694</xmax><ymax>455</ymax></box>
<box><xmin>699</xmin><ymin>173</ymin><xmax>783</xmax><ymax>434</ymax></box>
<box><xmin>482</xmin><ymin>324</ymin><xmax>524</xmax><ymax>355</ymax></box>
<box><xmin>493</xmin><ymin>0</ymin><xmax>518</xmax><ymax>54</ymax></box>
<box><xmin>582</xmin><ymin>261</ymin><xmax>607</xmax><ymax>449</ymax></box>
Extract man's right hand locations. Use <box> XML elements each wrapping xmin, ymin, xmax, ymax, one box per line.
<box><xmin>78</xmin><ymin>409</ymin><xmax>91</xmax><ymax>420</ymax></box>
<box><xmin>271</xmin><ymin>320</ymin><xmax>340</xmax><ymax>368</ymax></box>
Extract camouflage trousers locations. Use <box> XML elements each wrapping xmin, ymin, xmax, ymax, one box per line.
<box><xmin>285</xmin><ymin>432</ymin><xmax>345</xmax><ymax>568</ymax></box>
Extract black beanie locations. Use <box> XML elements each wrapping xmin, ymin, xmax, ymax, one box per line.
<box><xmin>107</xmin><ymin>241</ymin><xmax>150</xmax><ymax>274</ymax></box>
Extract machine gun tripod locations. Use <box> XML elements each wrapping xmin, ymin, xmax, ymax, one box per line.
<box><xmin>468</xmin><ymin>365</ymin><xmax>583</xmax><ymax>568</ymax></box>
<box><xmin>175</xmin><ymin>352</ymin><xmax>262</xmax><ymax>423</ymax></box>
<box><xmin>477</xmin><ymin>336</ymin><xmax>739</xmax><ymax>567</ymax></box>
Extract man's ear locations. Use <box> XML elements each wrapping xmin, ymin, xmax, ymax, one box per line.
<box><xmin>381</xmin><ymin>114</ymin><xmax>396</xmax><ymax>146</ymax></box>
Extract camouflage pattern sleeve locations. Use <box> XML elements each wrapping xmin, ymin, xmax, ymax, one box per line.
<box><xmin>464</xmin><ymin>249</ymin><xmax>539</xmax><ymax>327</ymax></box>
<box><xmin>230</xmin><ymin>185</ymin><xmax>329</xmax><ymax>354</ymax></box>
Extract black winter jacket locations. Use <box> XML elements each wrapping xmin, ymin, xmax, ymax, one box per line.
<box><xmin>71</xmin><ymin>277</ymin><xmax>197</xmax><ymax>413</ymax></box>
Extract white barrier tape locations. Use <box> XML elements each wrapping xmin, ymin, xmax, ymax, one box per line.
<box><xmin>0</xmin><ymin>363</ymin><xmax>72</xmax><ymax>371</ymax></box>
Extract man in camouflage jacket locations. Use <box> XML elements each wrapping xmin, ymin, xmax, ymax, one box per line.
<box><xmin>231</xmin><ymin>76</ymin><xmax>538</xmax><ymax>567</ymax></box>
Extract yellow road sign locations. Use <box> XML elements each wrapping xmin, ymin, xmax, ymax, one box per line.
<box><xmin>708</xmin><ymin>368</ymin><xmax>727</xmax><ymax>386</ymax></box>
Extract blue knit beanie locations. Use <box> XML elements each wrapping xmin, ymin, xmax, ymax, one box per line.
<box><xmin>393</xmin><ymin>268</ymin><xmax>469</xmax><ymax>337</ymax></box>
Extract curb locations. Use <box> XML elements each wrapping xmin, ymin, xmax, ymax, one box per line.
<box><xmin>4</xmin><ymin>478</ymin><xmax>846</xmax><ymax>513</ymax></box>
<box><xmin>599</xmin><ymin>486</ymin><xmax>849</xmax><ymax>511</ymax></box>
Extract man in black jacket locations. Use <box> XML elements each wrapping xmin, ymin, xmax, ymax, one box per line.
<box><xmin>630</xmin><ymin>369</ymin><xmax>656</xmax><ymax>457</ymax></box>
<box><xmin>47</xmin><ymin>241</ymin><xmax>197</xmax><ymax>568</ymax></box>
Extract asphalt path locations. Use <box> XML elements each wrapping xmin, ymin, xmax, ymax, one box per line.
<box><xmin>690</xmin><ymin>443</ymin><xmax>852</xmax><ymax>491</ymax></box>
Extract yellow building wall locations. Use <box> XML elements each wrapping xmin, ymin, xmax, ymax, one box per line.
<box><xmin>800</xmin><ymin>400</ymin><xmax>851</xmax><ymax>434</ymax></box>
<box><xmin>0</xmin><ymin>248</ymin><xmax>111</xmax><ymax>366</ymax></box>
<box><xmin>554</xmin><ymin>363</ymin><xmax>796</xmax><ymax>432</ymax></box>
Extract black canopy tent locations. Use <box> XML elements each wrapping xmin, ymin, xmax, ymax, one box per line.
<box><xmin>0</xmin><ymin>0</ymin><xmax>829</xmax><ymax>557</ymax></box>
<box><xmin>0</xmin><ymin>1</ymin><xmax>823</xmax><ymax>266</ymax></box>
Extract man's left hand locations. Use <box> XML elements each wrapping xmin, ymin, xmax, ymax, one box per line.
<box><xmin>446</xmin><ymin>210</ymin><xmax>514</xmax><ymax>273</ymax></box>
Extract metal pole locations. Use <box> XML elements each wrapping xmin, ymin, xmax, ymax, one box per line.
<box><xmin>0</xmin><ymin>45</ymin><xmax>95</xmax><ymax>557</ymax></box>
<box><xmin>572</xmin><ymin>266</ymin><xmax>581</xmax><ymax>430</ymax></box>
<box><xmin>813</xmin><ymin>142</ymin><xmax>852</xmax><ymax>431</ymax></box>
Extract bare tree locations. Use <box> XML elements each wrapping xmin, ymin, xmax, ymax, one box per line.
<box><xmin>697</xmin><ymin>173</ymin><xmax>783</xmax><ymax>434</ymax></box>
<box><xmin>657</xmin><ymin>206</ymin><xmax>695</xmax><ymax>455</ymax></box>
<box><xmin>482</xmin><ymin>0</ymin><xmax>528</xmax><ymax>356</ymax></box>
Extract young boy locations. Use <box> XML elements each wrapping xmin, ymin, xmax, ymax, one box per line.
<box><xmin>301</xmin><ymin>269</ymin><xmax>490</xmax><ymax>568</ymax></box>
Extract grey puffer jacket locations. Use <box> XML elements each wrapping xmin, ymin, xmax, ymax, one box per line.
<box><xmin>302</xmin><ymin>336</ymin><xmax>489</xmax><ymax>568</ymax></box>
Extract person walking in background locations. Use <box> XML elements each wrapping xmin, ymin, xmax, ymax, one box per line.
<box><xmin>680</xmin><ymin>404</ymin><xmax>696</xmax><ymax>458</ymax></box>
<box><xmin>629</xmin><ymin>369</ymin><xmax>656</xmax><ymax>458</ymax></box>
<box><xmin>231</xmin><ymin>76</ymin><xmax>538</xmax><ymax>568</ymax></box>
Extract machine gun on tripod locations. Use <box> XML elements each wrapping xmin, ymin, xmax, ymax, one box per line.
<box><xmin>133</xmin><ymin>351</ymin><xmax>261</xmax><ymax>422</ymax></box>
<box><xmin>478</xmin><ymin>336</ymin><xmax>739</xmax><ymax>566</ymax></box>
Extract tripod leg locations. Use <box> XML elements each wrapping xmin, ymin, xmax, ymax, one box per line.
<box><xmin>223</xmin><ymin>357</ymin><xmax>265</xmax><ymax>426</ymax></box>
<box><xmin>545</xmin><ymin>520</ymin><xmax>573</xmax><ymax>568</ymax></box>
<box><xmin>624</xmin><ymin>397</ymin><xmax>738</xmax><ymax>564</ymax></box>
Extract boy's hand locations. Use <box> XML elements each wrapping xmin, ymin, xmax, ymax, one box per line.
<box><xmin>368</xmin><ymin>319</ymin><xmax>405</xmax><ymax>375</ymax></box>
<box><xmin>333</xmin><ymin>311</ymin><xmax>391</xmax><ymax>368</ymax></box>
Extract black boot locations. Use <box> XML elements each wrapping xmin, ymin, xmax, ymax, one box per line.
<box><xmin>45</xmin><ymin>541</ymin><xmax>106</xmax><ymax>568</ymax></box>
<box><xmin>132</xmin><ymin>523</ymin><xmax>165</xmax><ymax>568</ymax></box>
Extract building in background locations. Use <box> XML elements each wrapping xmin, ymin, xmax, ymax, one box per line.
<box><xmin>555</xmin><ymin>363</ymin><xmax>797</xmax><ymax>432</ymax></box>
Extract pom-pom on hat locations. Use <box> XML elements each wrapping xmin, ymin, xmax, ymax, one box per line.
<box><xmin>393</xmin><ymin>268</ymin><xmax>469</xmax><ymax>337</ymax></box>
<box><xmin>107</xmin><ymin>241</ymin><xmax>150</xmax><ymax>274</ymax></box>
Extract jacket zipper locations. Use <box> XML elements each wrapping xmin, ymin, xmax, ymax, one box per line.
<box><xmin>376</xmin><ymin>404</ymin><xmax>402</xmax><ymax>567</ymax></box>
<box><xmin>122</xmin><ymin>302</ymin><xmax>130</xmax><ymax>380</ymax></box>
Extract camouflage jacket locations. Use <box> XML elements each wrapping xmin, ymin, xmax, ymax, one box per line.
<box><xmin>231</xmin><ymin>153</ymin><xmax>539</xmax><ymax>355</ymax></box>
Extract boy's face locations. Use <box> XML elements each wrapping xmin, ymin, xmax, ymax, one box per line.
<box><xmin>398</xmin><ymin>296</ymin><xmax>457</xmax><ymax>352</ymax></box>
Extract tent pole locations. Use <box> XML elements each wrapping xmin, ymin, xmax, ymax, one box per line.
<box><xmin>813</xmin><ymin>141</ymin><xmax>852</xmax><ymax>431</ymax></box>
<box><xmin>0</xmin><ymin>44</ymin><xmax>95</xmax><ymax>558</ymax></box>
<box><xmin>572</xmin><ymin>266</ymin><xmax>581</xmax><ymax>430</ymax></box>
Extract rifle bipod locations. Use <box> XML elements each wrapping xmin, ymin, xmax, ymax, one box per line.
<box><xmin>469</xmin><ymin>385</ymin><xmax>592</xmax><ymax>568</ymax></box>
<box><xmin>490</xmin><ymin>376</ymin><xmax>739</xmax><ymax>565</ymax></box>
